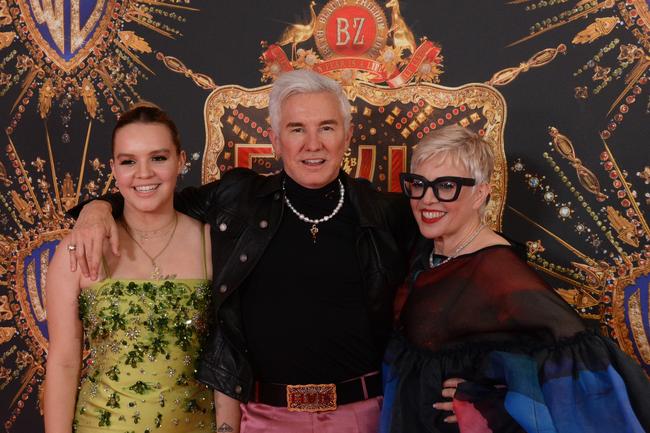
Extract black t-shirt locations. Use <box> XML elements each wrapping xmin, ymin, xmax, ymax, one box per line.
<box><xmin>240</xmin><ymin>174</ymin><xmax>380</xmax><ymax>384</ymax></box>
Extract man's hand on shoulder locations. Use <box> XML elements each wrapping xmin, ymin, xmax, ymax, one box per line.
<box><xmin>68</xmin><ymin>200</ymin><xmax>119</xmax><ymax>280</ymax></box>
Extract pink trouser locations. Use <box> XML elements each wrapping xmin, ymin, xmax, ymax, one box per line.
<box><xmin>240</xmin><ymin>396</ymin><xmax>382</xmax><ymax>433</ymax></box>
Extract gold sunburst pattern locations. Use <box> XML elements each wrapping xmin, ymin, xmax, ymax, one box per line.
<box><xmin>507</xmin><ymin>127</ymin><xmax>649</xmax><ymax>374</ymax></box>
<box><xmin>499</xmin><ymin>0</ymin><xmax>649</xmax><ymax>375</ymax></box>
<box><xmin>0</xmin><ymin>1</ymin><xmax>200</xmax><ymax>429</ymax></box>
<box><xmin>508</xmin><ymin>0</ymin><xmax>649</xmax><ymax>140</ymax></box>
<box><xmin>0</xmin><ymin>0</ymin><xmax>199</xmax><ymax>137</ymax></box>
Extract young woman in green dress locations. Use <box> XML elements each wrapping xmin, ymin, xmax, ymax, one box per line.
<box><xmin>43</xmin><ymin>105</ymin><xmax>238</xmax><ymax>433</ymax></box>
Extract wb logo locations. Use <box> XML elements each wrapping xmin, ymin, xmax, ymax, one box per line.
<box><xmin>19</xmin><ymin>0</ymin><xmax>113</xmax><ymax>69</ymax></box>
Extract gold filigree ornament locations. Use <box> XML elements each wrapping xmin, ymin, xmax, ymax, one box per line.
<box><xmin>0</xmin><ymin>30</ymin><xmax>14</xmax><ymax>49</ymax></box>
<box><xmin>61</xmin><ymin>173</ymin><xmax>77</xmax><ymax>211</ymax></box>
<box><xmin>377</xmin><ymin>46</ymin><xmax>402</xmax><ymax>75</ymax></box>
<box><xmin>592</xmin><ymin>65</ymin><xmax>611</xmax><ymax>81</ymax></box>
<box><xmin>0</xmin><ymin>295</ymin><xmax>12</xmax><ymax>321</ymax></box>
<box><xmin>157</xmin><ymin>53</ymin><xmax>218</xmax><ymax>90</ymax></box>
<box><xmin>606</xmin><ymin>206</ymin><xmax>640</xmax><ymax>247</ymax></box>
<box><xmin>0</xmin><ymin>160</ymin><xmax>11</xmax><ymax>186</ymax></box>
<box><xmin>0</xmin><ymin>71</ymin><xmax>10</xmax><ymax>86</ymax></box>
<box><xmin>627</xmin><ymin>288</ymin><xmax>650</xmax><ymax>365</ymax></box>
<box><xmin>487</xmin><ymin>44</ymin><xmax>567</xmax><ymax>87</ymax></box>
<box><xmin>548</xmin><ymin>127</ymin><xmax>608</xmax><ymax>201</ymax></box>
<box><xmin>90</xmin><ymin>158</ymin><xmax>106</xmax><ymax>172</ymax></box>
<box><xmin>0</xmin><ymin>327</ymin><xmax>15</xmax><ymax>344</ymax></box>
<box><xmin>118</xmin><ymin>30</ymin><xmax>152</xmax><ymax>54</ymax></box>
<box><xmin>526</xmin><ymin>240</ymin><xmax>546</xmax><ymax>256</ymax></box>
<box><xmin>617</xmin><ymin>44</ymin><xmax>644</xmax><ymax>64</ymax></box>
<box><xmin>608</xmin><ymin>261</ymin><xmax>650</xmax><ymax>375</ymax></box>
<box><xmin>31</xmin><ymin>157</ymin><xmax>46</xmax><ymax>173</ymax></box>
<box><xmin>506</xmin><ymin>1</ymin><xmax>647</xmax><ymax>141</ymax></box>
<box><xmin>80</xmin><ymin>78</ymin><xmax>98</xmax><ymax>119</ymax></box>
<box><xmin>10</xmin><ymin>191</ymin><xmax>33</xmax><ymax>224</ymax></box>
<box><xmin>0</xmin><ymin>0</ymin><xmax>11</xmax><ymax>25</ymax></box>
<box><xmin>572</xmin><ymin>16</ymin><xmax>620</xmax><ymax>44</ymax></box>
<box><xmin>414</xmin><ymin>47</ymin><xmax>443</xmax><ymax>83</ymax></box>
<box><xmin>638</xmin><ymin>166</ymin><xmax>650</xmax><ymax>184</ymax></box>
<box><xmin>572</xmin><ymin>260</ymin><xmax>613</xmax><ymax>292</ymax></box>
<box><xmin>293</xmin><ymin>49</ymin><xmax>321</xmax><ymax>70</ymax></box>
<box><xmin>555</xmin><ymin>288</ymin><xmax>600</xmax><ymax>313</ymax></box>
<box><xmin>38</xmin><ymin>79</ymin><xmax>56</xmax><ymax>119</ymax></box>
<box><xmin>574</xmin><ymin>86</ymin><xmax>589</xmax><ymax>99</ymax></box>
<box><xmin>4</xmin><ymin>0</ymin><xmax>199</xmax><ymax>130</ymax></box>
<box><xmin>0</xmin><ymin>234</ymin><xmax>11</xmax><ymax>257</ymax></box>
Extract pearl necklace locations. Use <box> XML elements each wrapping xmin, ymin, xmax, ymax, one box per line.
<box><xmin>283</xmin><ymin>179</ymin><xmax>345</xmax><ymax>243</ymax></box>
<box><xmin>429</xmin><ymin>223</ymin><xmax>485</xmax><ymax>268</ymax></box>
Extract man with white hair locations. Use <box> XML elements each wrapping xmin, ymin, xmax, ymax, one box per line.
<box><xmin>67</xmin><ymin>70</ymin><xmax>417</xmax><ymax>432</ymax></box>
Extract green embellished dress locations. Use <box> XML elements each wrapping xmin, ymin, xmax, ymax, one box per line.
<box><xmin>74</xmin><ymin>278</ymin><xmax>215</xmax><ymax>433</ymax></box>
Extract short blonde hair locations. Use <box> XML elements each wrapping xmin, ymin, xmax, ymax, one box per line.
<box><xmin>411</xmin><ymin>124</ymin><xmax>494</xmax><ymax>185</ymax></box>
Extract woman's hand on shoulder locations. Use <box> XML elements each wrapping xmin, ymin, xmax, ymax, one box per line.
<box><xmin>433</xmin><ymin>378</ymin><xmax>465</xmax><ymax>423</ymax></box>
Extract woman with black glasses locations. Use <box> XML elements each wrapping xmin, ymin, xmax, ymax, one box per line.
<box><xmin>379</xmin><ymin>125</ymin><xmax>650</xmax><ymax>433</ymax></box>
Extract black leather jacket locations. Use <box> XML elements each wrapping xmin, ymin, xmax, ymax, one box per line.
<box><xmin>181</xmin><ymin>169</ymin><xmax>416</xmax><ymax>402</ymax></box>
<box><xmin>75</xmin><ymin>168</ymin><xmax>416</xmax><ymax>402</ymax></box>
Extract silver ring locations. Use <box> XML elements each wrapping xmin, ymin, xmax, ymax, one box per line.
<box><xmin>67</xmin><ymin>244</ymin><xmax>77</xmax><ymax>252</ymax></box>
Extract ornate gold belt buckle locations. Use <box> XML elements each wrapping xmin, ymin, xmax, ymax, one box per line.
<box><xmin>286</xmin><ymin>383</ymin><xmax>337</xmax><ymax>412</ymax></box>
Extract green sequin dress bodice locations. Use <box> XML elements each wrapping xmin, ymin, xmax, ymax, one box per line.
<box><xmin>74</xmin><ymin>279</ymin><xmax>215</xmax><ymax>433</ymax></box>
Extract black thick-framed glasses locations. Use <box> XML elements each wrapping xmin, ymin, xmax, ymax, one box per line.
<box><xmin>399</xmin><ymin>173</ymin><xmax>476</xmax><ymax>201</ymax></box>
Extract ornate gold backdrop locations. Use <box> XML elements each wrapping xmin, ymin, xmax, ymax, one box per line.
<box><xmin>0</xmin><ymin>1</ymin><xmax>648</xmax><ymax>432</ymax></box>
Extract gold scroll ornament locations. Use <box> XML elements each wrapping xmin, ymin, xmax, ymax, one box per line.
<box><xmin>606</xmin><ymin>206</ymin><xmax>640</xmax><ymax>247</ymax></box>
<box><xmin>488</xmin><ymin>44</ymin><xmax>567</xmax><ymax>87</ymax></box>
<box><xmin>0</xmin><ymin>327</ymin><xmax>15</xmax><ymax>344</ymax></box>
<box><xmin>547</xmin><ymin>127</ymin><xmax>608</xmax><ymax>202</ymax></box>
<box><xmin>572</xmin><ymin>16</ymin><xmax>619</xmax><ymax>45</ymax></box>
<box><xmin>80</xmin><ymin>78</ymin><xmax>98</xmax><ymax>119</ymax></box>
<box><xmin>0</xmin><ymin>295</ymin><xmax>12</xmax><ymax>321</ymax></box>
<box><xmin>0</xmin><ymin>31</ymin><xmax>14</xmax><ymax>49</ymax></box>
<box><xmin>156</xmin><ymin>52</ymin><xmax>217</xmax><ymax>90</ymax></box>
<box><xmin>38</xmin><ymin>79</ymin><xmax>56</xmax><ymax>119</ymax></box>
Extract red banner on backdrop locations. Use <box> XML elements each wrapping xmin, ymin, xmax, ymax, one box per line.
<box><xmin>261</xmin><ymin>41</ymin><xmax>441</xmax><ymax>88</ymax></box>
<box><xmin>386</xmin><ymin>41</ymin><xmax>441</xmax><ymax>87</ymax></box>
<box><xmin>313</xmin><ymin>57</ymin><xmax>385</xmax><ymax>79</ymax></box>
<box><xmin>262</xmin><ymin>44</ymin><xmax>294</xmax><ymax>73</ymax></box>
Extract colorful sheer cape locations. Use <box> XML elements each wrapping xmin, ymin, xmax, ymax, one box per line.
<box><xmin>380</xmin><ymin>245</ymin><xmax>650</xmax><ymax>433</ymax></box>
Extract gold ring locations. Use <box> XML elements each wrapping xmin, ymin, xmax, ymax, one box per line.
<box><xmin>67</xmin><ymin>244</ymin><xmax>77</xmax><ymax>252</ymax></box>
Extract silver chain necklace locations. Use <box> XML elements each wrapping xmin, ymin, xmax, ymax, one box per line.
<box><xmin>429</xmin><ymin>223</ymin><xmax>485</xmax><ymax>268</ymax></box>
<box><xmin>282</xmin><ymin>179</ymin><xmax>345</xmax><ymax>243</ymax></box>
